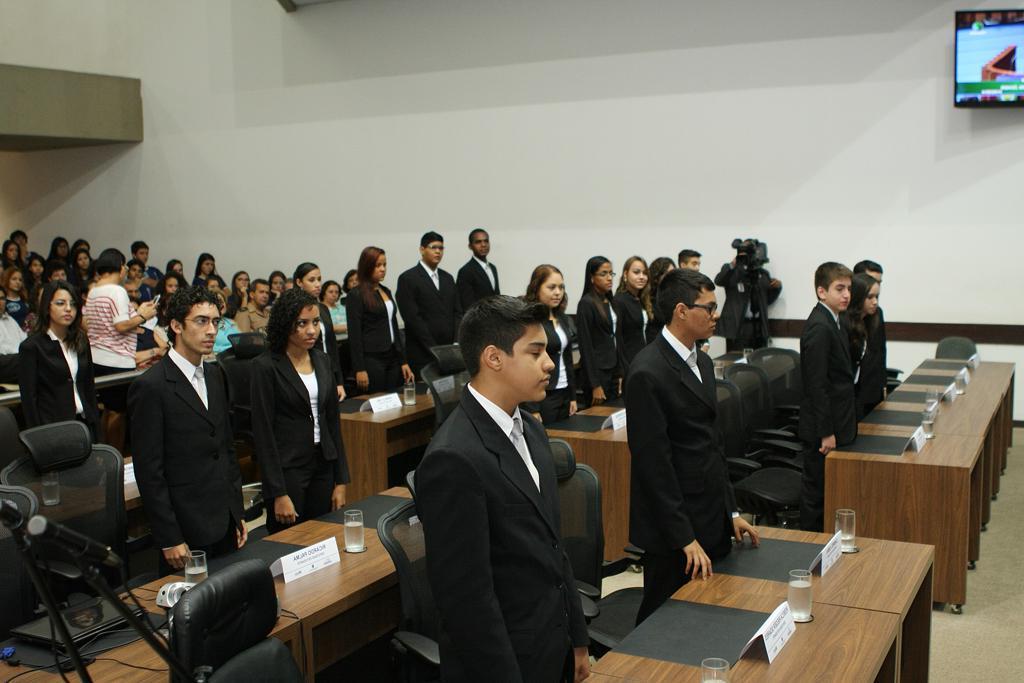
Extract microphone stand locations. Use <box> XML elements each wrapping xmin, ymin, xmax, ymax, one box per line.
<box><xmin>2</xmin><ymin>517</ymin><xmax>94</xmax><ymax>682</ymax></box>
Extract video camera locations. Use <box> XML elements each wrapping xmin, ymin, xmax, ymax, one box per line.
<box><xmin>731</xmin><ymin>238</ymin><xmax>769</xmax><ymax>271</ymax></box>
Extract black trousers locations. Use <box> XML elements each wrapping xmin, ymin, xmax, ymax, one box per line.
<box><xmin>583</xmin><ymin>368</ymin><xmax>619</xmax><ymax>407</ymax></box>
<box><xmin>267</xmin><ymin>448</ymin><xmax>335</xmax><ymax>534</ymax></box>
<box><xmin>363</xmin><ymin>347</ymin><xmax>403</xmax><ymax>395</ymax></box>
<box><xmin>636</xmin><ymin>549</ymin><xmax>689</xmax><ymax>625</ymax></box>
<box><xmin>799</xmin><ymin>444</ymin><xmax>826</xmax><ymax>532</ymax></box>
<box><xmin>539</xmin><ymin>387</ymin><xmax>573</xmax><ymax>424</ymax></box>
<box><xmin>157</xmin><ymin>515</ymin><xmax>238</xmax><ymax>577</ymax></box>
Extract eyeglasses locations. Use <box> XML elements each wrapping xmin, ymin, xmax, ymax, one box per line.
<box><xmin>688</xmin><ymin>302</ymin><xmax>718</xmax><ymax>315</ymax></box>
<box><xmin>425</xmin><ymin>244</ymin><xmax>445</xmax><ymax>251</ymax></box>
<box><xmin>185</xmin><ymin>316</ymin><xmax>222</xmax><ymax>328</ymax></box>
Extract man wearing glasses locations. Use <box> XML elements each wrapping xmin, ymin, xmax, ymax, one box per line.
<box><xmin>625</xmin><ymin>268</ymin><xmax>759</xmax><ymax>624</ymax></box>
<box><xmin>396</xmin><ymin>231</ymin><xmax>464</xmax><ymax>375</ymax></box>
<box><xmin>128</xmin><ymin>286</ymin><xmax>246</xmax><ymax>576</ymax></box>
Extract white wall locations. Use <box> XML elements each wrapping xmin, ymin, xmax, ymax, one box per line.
<box><xmin>1</xmin><ymin>0</ymin><xmax>1021</xmax><ymax>414</ymax></box>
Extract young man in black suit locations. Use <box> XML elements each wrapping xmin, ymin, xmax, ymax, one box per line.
<box><xmin>396</xmin><ymin>231</ymin><xmax>463</xmax><ymax>375</ymax></box>
<box><xmin>798</xmin><ymin>262</ymin><xmax>857</xmax><ymax>532</ymax></box>
<box><xmin>456</xmin><ymin>227</ymin><xmax>500</xmax><ymax>310</ymax></box>
<box><xmin>416</xmin><ymin>296</ymin><xmax>590</xmax><ymax>683</ymax></box>
<box><xmin>128</xmin><ymin>286</ymin><xmax>246</xmax><ymax>575</ymax></box>
<box><xmin>625</xmin><ymin>268</ymin><xmax>759</xmax><ymax>624</ymax></box>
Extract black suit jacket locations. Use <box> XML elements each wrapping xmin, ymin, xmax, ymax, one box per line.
<box><xmin>625</xmin><ymin>334</ymin><xmax>736</xmax><ymax>557</ymax></box>
<box><xmin>713</xmin><ymin>263</ymin><xmax>781</xmax><ymax>339</ymax></box>
<box><xmin>18</xmin><ymin>333</ymin><xmax>100</xmax><ymax>432</ymax></box>
<box><xmin>345</xmin><ymin>285</ymin><xmax>405</xmax><ymax>372</ymax></box>
<box><xmin>856</xmin><ymin>308</ymin><xmax>887</xmax><ymax>411</ymax></box>
<box><xmin>416</xmin><ymin>389</ymin><xmax>588</xmax><ymax>683</ymax></box>
<box><xmin>456</xmin><ymin>258</ymin><xmax>500</xmax><ymax>310</ymax></box>
<box><xmin>396</xmin><ymin>264</ymin><xmax>463</xmax><ymax>373</ymax></box>
<box><xmin>315</xmin><ymin>302</ymin><xmax>343</xmax><ymax>384</ymax></box>
<box><xmin>128</xmin><ymin>355</ymin><xmax>243</xmax><ymax>549</ymax></box>
<box><xmin>542</xmin><ymin>314</ymin><xmax>576</xmax><ymax>395</ymax></box>
<box><xmin>612</xmin><ymin>291</ymin><xmax>649</xmax><ymax>374</ymax></box>
<box><xmin>798</xmin><ymin>303</ymin><xmax>857</xmax><ymax>446</ymax></box>
<box><xmin>575</xmin><ymin>294</ymin><xmax>618</xmax><ymax>388</ymax></box>
<box><xmin>250</xmin><ymin>348</ymin><xmax>349</xmax><ymax>500</ymax></box>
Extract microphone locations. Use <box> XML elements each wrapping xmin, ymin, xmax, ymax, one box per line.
<box><xmin>0</xmin><ymin>500</ymin><xmax>26</xmax><ymax>530</ymax></box>
<box><xmin>26</xmin><ymin>515</ymin><xmax>123</xmax><ymax>568</ymax></box>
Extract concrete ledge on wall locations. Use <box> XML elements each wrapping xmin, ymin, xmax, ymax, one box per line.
<box><xmin>0</xmin><ymin>64</ymin><xmax>142</xmax><ymax>151</ymax></box>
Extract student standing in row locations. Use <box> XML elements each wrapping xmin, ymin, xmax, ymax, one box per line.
<box><xmin>523</xmin><ymin>264</ymin><xmax>577</xmax><ymax>423</ymax></box>
<box><xmin>456</xmin><ymin>228</ymin><xmax>500</xmax><ymax>310</ymax></box>
<box><xmin>613</xmin><ymin>255</ymin><xmax>652</xmax><ymax>377</ymax></box>
<box><xmin>853</xmin><ymin>259</ymin><xmax>887</xmax><ymax>413</ymax></box>
<box><xmin>844</xmin><ymin>273</ymin><xmax>884</xmax><ymax>418</ymax></box>
<box><xmin>293</xmin><ymin>262</ymin><xmax>345</xmax><ymax>398</ymax></box>
<box><xmin>396</xmin><ymin>231</ymin><xmax>462</xmax><ymax>376</ymax></box>
<box><xmin>576</xmin><ymin>256</ymin><xmax>619</xmax><ymax>406</ymax></box>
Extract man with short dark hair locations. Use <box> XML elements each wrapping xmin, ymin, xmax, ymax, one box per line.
<box><xmin>677</xmin><ymin>249</ymin><xmax>702</xmax><ymax>271</ymax></box>
<box><xmin>798</xmin><ymin>262</ymin><xmax>857</xmax><ymax>532</ymax></box>
<box><xmin>626</xmin><ymin>268</ymin><xmax>759</xmax><ymax>623</ymax></box>
<box><xmin>131</xmin><ymin>240</ymin><xmax>162</xmax><ymax>293</ymax></box>
<box><xmin>235</xmin><ymin>278</ymin><xmax>271</xmax><ymax>334</ymax></box>
<box><xmin>457</xmin><ymin>228</ymin><xmax>500</xmax><ymax>309</ymax></box>
<box><xmin>44</xmin><ymin>260</ymin><xmax>68</xmax><ymax>283</ymax></box>
<box><xmin>416</xmin><ymin>296</ymin><xmax>589</xmax><ymax>683</ymax></box>
<box><xmin>714</xmin><ymin>243</ymin><xmax>782</xmax><ymax>351</ymax></box>
<box><xmin>396</xmin><ymin>231</ymin><xmax>463</xmax><ymax>375</ymax></box>
<box><xmin>128</xmin><ymin>286</ymin><xmax>246</xmax><ymax>575</ymax></box>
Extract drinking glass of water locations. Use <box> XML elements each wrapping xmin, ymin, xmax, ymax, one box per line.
<box><xmin>921</xmin><ymin>409</ymin><xmax>935</xmax><ymax>439</ymax></box>
<box><xmin>185</xmin><ymin>550</ymin><xmax>208</xmax><ymax>584</ymax></box>
<box><xmin>403</xmin><ymin>377</ymin><xmax>417</xmax><ymax>406</ymax></box>
<box><xmin>835</xmin><ymin>508</ymin><xmax>858</xmax><ymax>553</ymax></box>
<box><xmin>344</xmin><ymin>509</ymin><xmax>365</xmax><ymax>553</ymax></box>
<box><xmin>701</xmin><ymin>657</ymin><xmax>730</xmax><ymax>681</ymax></box>
<box><xmin>925</xmin><ymin>389</ymin><xmax>940</xmax><ymax>416</ymax></box>
<box><xmin>788</xmin><ymin>569</ymin><xmax>813</xmax><ymax>623</ymax></box>
<box><xmin>41</xmin><ymin>471</ymin><xmax>60</xmax><ymax>506</ymax></box>
<box><xmin>713</xmin><ymin>360</ymin><xmax>725</xmax><ymax>380</ymax></box>
<box><xmin>955</xmin><ymin>369</ymin><xmax>967</xmax><ymax>395</ymax></box>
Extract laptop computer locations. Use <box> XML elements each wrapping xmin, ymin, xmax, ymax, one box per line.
<box><xmin>10</xmin><ymin>596</ymin><xmax>145</xmax><ymax>651</ymax></box>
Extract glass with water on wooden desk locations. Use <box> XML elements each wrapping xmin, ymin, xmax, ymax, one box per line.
<box><xmin>788</xmin><ymin>569</ymin><xmax>813</xmax><ymax>623</ymax></box>
<box><xmin>344</xmin><ymin>509</ymin><xmax>366</xmax><ymax>553</ymax></box>
<box><xmin>185</xmin><ymin>550</ymin><xmax>208</xmax><ymax>584</ymax></box>
<box><xmin>403</xmin><ymin>377</ymin><xmax>417</xmax><ymax>406</ymax></box>
<box><xmin>701</xmin><ymin>657</ymin><xmax>730</xmax><ymax>681</ymax></box>
<box><xmin>835</xmin><ymin>508</ymin><xmax>858</xmax><ymax>553</ymax></box>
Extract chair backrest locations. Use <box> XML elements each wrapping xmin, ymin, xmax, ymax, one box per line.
<box><xmin>405</xmin><ymin>469</ymin><xmax>417</xmax><ymax>498</ymax></box>
<box><xmin>748</xmin><ymin>347</ymin><xmax>801</xmax><ymax>405</ymax></box>
<box><xmin>551</xmin><ymin>437</ymin><xmax>603</xmax><ymax>591</ymax></box>
<box><xmin>724</xmin><ymin>363</ymin><xmax>773</xmax><ymax>432</ymax></box>
<box><xmin>227</xmin><ymin>332</ymin><xmax>269</xmax><ymax>360</ymax></box>
<box><xmin>429</xmin><ymin>344</ymin><xmax>466</xmax><ymax>375</ymax></box>
<box><xmin>0</xmin><ymin>407</ymin><xmax>26</xmax><ymax>473</ymax></box>
<box><xmin>0</xmin><ymin>485</ymin><xmax>39</xmax><ymax>640</ymax></box>
<box><xmin>420</xmin><ymin>362</ymin><xmax>470</xmax><ymax>428</ymax></box>
<box><xmin>217</xmin><ymin>350</ymin><xmax>256</xmax><ymax>434</ymax></box>
<box><xmin>377</xmin><ymin>500</ymin><xmax>439</xmax><ymax>641</ymax></box>
<box><xmin>935</xmin><ymin>337</ymin><xmax>977</xmax><ymax>360</ymax></box>
<box><xmin>715</xmin><ymin>379</ymin><xmax>746</xmax><ymax>460</ymax></box>
<box><xmin>2</xmin><ymin>426</ymin><xmax>125</xmax><ymax>586</ymax></box>
<box><xmin>169</xmin><ymin>559</ymin><xmax>283</xmax><ymax>683</ymax></box>
<box><xmin>208</xmin><ymin>638</ymin><xmax>302</xmax><ymax>682</ymax></box>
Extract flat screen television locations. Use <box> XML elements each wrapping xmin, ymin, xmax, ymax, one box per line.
<box><xmin>955</xmin><ymin>10</ymin><xmax>1024</xmax><ymax>107</ymax></box>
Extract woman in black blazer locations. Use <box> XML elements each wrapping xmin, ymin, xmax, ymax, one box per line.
<box><xmin>842</xmin><ymin>273</ymin><xmax>884</xmax><ymax>418</ymax></box>
<box><xmin>346</xmin><ymin>246</ymin><xmax>414</xmax><ymax>394</ymax></box>
<box><xmin>613</xmin><ymin>255</ymin><xmax>653</xmax><ymax>377</ymax></box>
<box><xmin>524</xmin><ymin>264</ymin><xmax>578</xmax><ymax>423</ymax></box>
<box><xmin>251</xmin><ymin>288</ymin><xmax>350</xmax><ymax>533</ymax></box>
<box><xmin>576</xmin><ymin>256</ymin><xmax>620</xmax><ymax>406</ymax></box>
<box><xmin>293</xmin><ymin>262</ymin><xmax>345</xmax><ymax>396</ymax></box>
<box><xmin>18</xmin><ymin>281</ymin><xmax>100</xmax><ymax>438</ymax></box>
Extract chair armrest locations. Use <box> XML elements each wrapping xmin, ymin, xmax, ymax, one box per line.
<box><xmin>761</xmin><ymin>454</ymin><xmax>803</xmax><ymax>471</ymax></box>
<box><xmin>601</xmin><ymin>557</ymin><xmax>635</xmax><ymax>578</ymax></box>
<box><xmin>623</xmin><ymin>544</ymin><xmax>645</xmax><ymax>561</ymax></box>
<box><xmin>886</xmin><ymin>368</ymin><xmax>903</xmax><ymax>378</ymax></box>
<box><xmin>579</xmin><ymin>593</ymin><xmax>600</xmax><ymax>620</ymax></box>
<box><xmin>393</xmin><ymin>631</ymin><xmax>440</xmax><ymax>668</ymax></box>
<box><xmin>753</xmin><ymin>428</ymin><xmax>798</xmax><ymax>440</ymax></box>
<box><xmin>576</xmin><ymin>580</ymin><xmax>601</xmax><ymax>601</ymax></box>
<box><xmin>750</xmin><ymin>438</ymin><xmax>803</xmax><ymax>455</ymax></box>
<box><xmin>776</xmin><ymin>404</ymin><xmax>800</xmax><ymax>414</ymax></box>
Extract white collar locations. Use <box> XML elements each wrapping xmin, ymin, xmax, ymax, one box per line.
<box><xmin>419</xmin><ymin>261</ymin><xmax>439</xmax><ymax>277</ymax></box>
<box><xmin>467</xmin><ymin>382</ymin><xmax>521</xmax><ymax>440</ymax></box>
<box><xmin>473</xmin><ymin>255</ymin><xmax>490</xmax><ymax>269</ymax></box>
<box><xmin>818</xmin><ymin>301</ymin><xmax>841</xmax><ymax>326</ymax></box>
<box><xmin>168</xmin><ymin>346</ymin><xmax>203</xmax><ymax>379</ymax></box>
<box><xmin>661</xmin><ymin>326</ymin><xmax>697</xmax><ymax>365</ymax></box>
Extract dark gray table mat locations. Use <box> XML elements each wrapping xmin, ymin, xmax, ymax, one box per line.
<box><xmin>904</xmin><ymin>373</ymin><xmax>956</xmax><ymax>385</ymax></box>
<box><xmin>615</xmin><ymin>599</ymin><xmax>766</xmax><ymax>667</ymax></box>
<box><xmin>713</xmin><ymin>537</ymin><xmax>824</xmax><ymax>582</ymax></box>
<box><xmin>840</xmin><ymin>434</ymin><xmax>909</xmax><ymax>456</ymax></box>
<box><xmin>317</xmin><ymin>493</ymin><xmax>409</xmax><ymax>529</ymax></box>
<box><xmin>886</xmin><ymin>390</ymin><xmax>929</xmax><ymax>403</ymax></box>
<box><xmin>544</xmin><ymin>414</ymin><xmax>608</xmax><ymax>433</ymax></box>
<box><xmin>919</xmin><ymin>359</ymin><xmax>968</xmax><ymax>370</ymax></box>
<box><xmin>862</xmin><ymin>410</ymin><xmax>924</xmax><ymax>427</ymax></box>
<box><xmin>208</xmin><ymin>534</ymin><xmax>304</xmax><ymax>574</ymax></box>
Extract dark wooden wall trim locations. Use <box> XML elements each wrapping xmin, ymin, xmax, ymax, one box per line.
<box><xmin>768</xmin><ymin>320</ymin><xmax>1024</xmax><ymax>345</ymax></box>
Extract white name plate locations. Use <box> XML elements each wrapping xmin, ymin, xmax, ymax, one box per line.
<box><xmin>811</xmin><ymin>531</ymin><xmax>843</xmax><ymax>576</ymax></box>
<box><xmin>959</xmin><ymin>368</ymin><xmax>971</xmax><ymax>386</ymax></box>
<box><xmin>270</xmin><ymin>536</ymin><xmax>341</xmax><ymax>584</ymax></box>
<box><xmin>739</xmin><ymin>601</ymin><xmax>795</xmax><ymax>664</ymax></box>
<box><xmin>968</xmin><ymin>353</ymin><xmax>981</xmax><ymax>370</ymax></box>
<box><xmin>360</xmin><ymin>393</ymin><xmax>403</xmax><ymax>413</ymax></box>
<box><xmin>906</xmin><ymin>425</ymin><xmax>927</xmax><ymax>453</ymax></box>
<box><xmin>601</xmin><ymin>409</ymin><xmax>627</xmax><ymax>431</ymax></box>
<box><xmin>942</xmin><ymin>383</ymin><xmax>957</xmax><ymax>403</ymax></box>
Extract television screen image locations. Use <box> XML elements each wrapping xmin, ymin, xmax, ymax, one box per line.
<box><xmin>955</xmin><ymin>10</ymin><xmax>1024</xmax><ymax>107</ymax></box>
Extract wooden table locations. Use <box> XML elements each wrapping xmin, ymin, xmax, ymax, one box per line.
<box><xmin>339</xmin><ymin>393</ymin><xmax>436</xmax><ymax>501</ymax></box>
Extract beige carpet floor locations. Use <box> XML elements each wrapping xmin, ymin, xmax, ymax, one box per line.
<box><xmin>600</xmin><ymin>428</ymin><xmax>1024</xmax><ymax>681</ymax></box>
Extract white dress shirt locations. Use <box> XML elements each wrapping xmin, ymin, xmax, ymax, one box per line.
<box><xmin>0</xmin><ymin>313</ymin><xmax>26</xmax><ymax>354</ymax></box>
<box><xmin>47</xmin><ymin>329</ymin><xmax>84</xmax><ymax>415</ymax></box>
<box><xmin>473</xmin><ymin>255</ymin><xmax>496</xmax><ymax>291</ymax></box>
<box><xmin>420</xmin><ymin>261</ymin><xmax>440</xmax><ymax>290</ymax></box>
<box><xmin>661</xmin><ymin>327</ymin><xmax>702</xmax><ymax>383</ymax></box>
<box><xmin>467</xmin><ymin>383</ymin><xmax>540</xmax><ymax>491</ymax></box>
<box><xmin>168</xmin><ymin>347</ymin><xmax>208</xmax><ymax>409</ymax></box>
<box><xmin>553</xmin><ymin>322</ymin><xmax>569</xmax><ymax>390</ymax></box>
<box><xmin>299</xmin><ymin>369</ymin><xmax>320</xmax><ymax>444</ymax></box>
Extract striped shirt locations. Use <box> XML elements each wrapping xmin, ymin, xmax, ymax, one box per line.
<box><xmin>84</xmin><ymin>283</ymin><xmax>137</xmax><ymax>368</ymax></box>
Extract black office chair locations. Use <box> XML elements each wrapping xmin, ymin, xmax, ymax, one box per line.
<box><xmin>936</xmin><ymin>336</ymin><xmax>977</xmax><ymax>360</ymax></box>
<box><xmin>169</xmin><ymin>558</ymin><xmax>302</xmax><ymax>683</ymax></box>
<box><xmin>715</xmin><ymin>380</ymin><xmax>800</xmax><ymax>481</ymax></box>
<box><xmin>733</xmin><ymin>467</ymin><xmax>802</xmax><ymax>527</ymax></box>
<box><xmin>2</xmin><ymin>421</ymin><xmax>126</xmax><ymax>591</ymax></box>
<box><xmin>218</xmin><ymin>337</ymin><xmax>266</xmax><ymax>455</ymax></box>
<box><xmin>405</xmin><ymin>469</ymin><xmax>417</xmax><ymax>498</ymax></box>
<box><xmin>747</xmin><ymin>347</ymin><xmax>802</xmax><ymax>416</ymax></box>
<box><xmin>420</xmin><ymin>344</ymin><xmax>470</xmax><ymax>428</ymax></box>
<box><xmin>377</xmin><ymin>500</ymin><xmax>441</xmax><ymax>683</ymax></box>
<box><xmin>724</xmin><ymin>363</ymin><xmax>798</xmax><ymax>439</ymax></box>
<box><xmin>549</xmin><ymin>438</ymin><xmax>641</xmax><ymax>656</ymax></box>
<box><xmin>0</xmin><ymin>406</ymin><xmax>27</xmax><ymax>473</ymax></box>
<box><xmin>0</xmin><ymin>484</ymin><xmax>39</xmax><ymax>640</ymax></box>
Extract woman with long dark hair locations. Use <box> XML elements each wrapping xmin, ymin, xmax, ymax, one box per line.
<box><xmin>576</xmin><ymin>256</ymin><xmax>620</xmax><ymax>405</ymax></box>
<box><xmin>346</xmin><ymin>247</ymin><xmax>413</xmax><ymax>394</ymax></box>
<box><xmin>68</xmin><ymin>247</ymin><xmax>93</xmax><ymax>293</ymax></box>
<box><xmin>646</xmin><ymin>256</ymin><xmax>676</xmax><ymax>339</ymax></box>
<box><xmin>152</xmin><ymin>272</ymin><xmax>187</xmax><ymax>350</ymax></box>
<box><xmin>226</xmin><ymin>270</ymin><xmax>250</xmax><ymax>319</ymax></box>
<box><xmin>524</xmin><ymin>264</ymin><xmax>578</xmax><ymax>423</ymax></box>
<box><xmin>251</xmin><ymin>288</ymin><xmax>350</xmax><ymax>532</ymax></box>
<box><xmin>843</xmin><ymin>272</ymin><xmax>883</xmax><ymax>417</ymax></box>
<box><xmin>192</xmin><ymin>253</ymin><xmax>225</xmax><ymax>289</ymax></box>
<box><xmin>23</xmin><ymin>254</ymin><xmax>46</xmax><ymax>297</ymax></box>
<box><xmin>268</xmin><ymin>270</ymin><xmax>287</xmax><ymax>305</ymax></box>
<box><xmin>613</xmin><ymin>255</ymin><xmax>652</xmax><ymax>375</ymax></box>
<box><xmin>70</xmin><ymin>239</ymin><xmax>91</xmax><ymax>255</ymax></box>
<box><xmin>293</xmin><ymin>262</ymin><xmax>345</xmax><ymax>397</ymax></box>
<box><xmin>1</xmin><ymin>240</ymin><xmax>22</xmax><ymax>270</ymax></box>
<box><xmin>19</xmin><ymin>281</ymin><xmax>100</xmax><ymax>437</ymax></box>
<box><xmin>47</xmin><ymin>236</ymin><xmax>70</xmax><ymax>263</ymax></box>
<box><xmin>1</xmin><ymin>267</ymin><xmax>30</xmax><ymax>329</ymax></box>
<box><xmin>164</xmin><ymin>259</ymin><xmax>184</xmax><ymax>277</ymax></box>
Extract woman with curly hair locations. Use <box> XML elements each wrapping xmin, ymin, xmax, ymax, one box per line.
<box><xmin>251</xmin><ymin>287</ymin><xmax>350</xmax><ymax>532</ymax></box>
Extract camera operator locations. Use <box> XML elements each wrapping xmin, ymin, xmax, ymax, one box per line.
<box><xmin>714</xmin><ymin>239</ymin><xmax>782</xmax><ymax>351</ymax></box>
